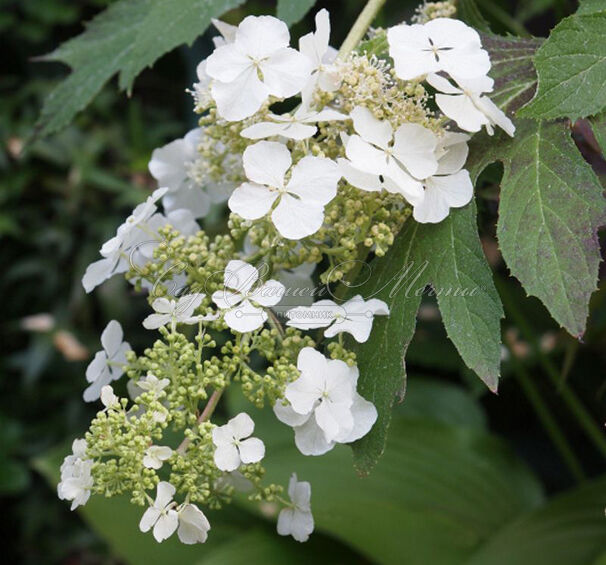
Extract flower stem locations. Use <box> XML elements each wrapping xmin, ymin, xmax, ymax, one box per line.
<box><xmin>337</xmin><ymin>0</ymin><xmax>387</xmax><ymax>59</ymax></box>
<box><xmin>177</xmin><ymin>388</ymin><xmax>224</xmax><ymax>454</ymax></box>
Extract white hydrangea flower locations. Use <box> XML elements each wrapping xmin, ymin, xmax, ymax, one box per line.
<box><xmin>84</xmin><ymin>320</ymin><xmax>131</xmax><ymax>403</ymax></box>
<box><xmin>277</xmin><ymin>473</ymin><xmax>314</xmax><ymax>542</ymax></box>
<box><xmin>139</xmin><ymin>481</ymin><xmax>179</xmax><ymax>543</ymax></box>
<box><xmin>177</xmin><ymin>503</ymin><xmax>211</xmax><ymax>544</ymax></box>
<box><xmin>136</xmin><ymin>373</ymin><xmax>170</xmax><ymax>395</ymax></box>
<box><xmin>343</xmin><ymin>106</ymin><xmax>439</xmax><ymax>205</ymax></box>
<box><xmin>58</xmin><ymin>439</ymin><xmax>93</xmax><ymax>511</ymax></box>
<box><xmin>426</xmin><ymin>73</ymin><xmax>515</xmax><ymax>137</ymax></box>
<box><xmin>82</xmin><ymin>187</ymin><xmax>167</xmax><ymax>293</ymax></box>
<box><xmin>240</xmin><ymin>105</ymin><xmax>347</xmax><ymax>141</ymax></box>
<box><xmin>212</xmin><ymin>260</ymin><xmax>284</xmax><ymax>333</ymax></box>
<box><xmin>274</xmin><ymin>348</ymin><xmax>377</xmax><ymax>455</ymax></box>
<box><xmin>205</xmin><ymin>15</ymin><xmax>312</xmax><ymax>121</ymax></box>
<box><xmin>228</xmin><ymin>141</ymin><xmax>340</xmax><ymax>240</ymax></box>
<box><xmin>142</xmin><ymin>293</ymin><xmax>210</xmax><ymax>330</ymax></box>
<box><xmin>100</xmin><ymin>385</ymin><xmax>120</xmax><ymax>409</ymax></box>
<box><xmin>212</xmin><ymin>412</ymin><xmax>265</xmax><ymax>471</ymax></box>
<box><xmin>388</xmin><ymin>18</ymin><xmax>490</xmax><ymax>80</ymax></box>
<box><xmin>286</xmin><ymin>295</ymin><xmax>389</xmax><ymax>342</ymax></box>
<box><xmin>298</xmin><ymin>9</ymin><xmax>341</xmax><ymax>104</ymax></box>
<box><xmin>412</xmin><ymin>131</ymin><xmax>474</xmax><ymax>223</ymax></box>
<box><xmin>143</xmin><ymin>445</ymin><xmax>173</xmax><ymax>470</ymax></box>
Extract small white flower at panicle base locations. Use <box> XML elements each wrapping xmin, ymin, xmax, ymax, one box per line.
<box><xmin>205</xmin><ymin>15</ymin><xmax>312</xmax><ymax>121</ymax></box>
<box><xmin>143</xmin><ymin>293</ymin><xmax>212</xmax><ymax>330</ymax></box>
<box><xmin>426</xmin><ymin>73</ymin><xmax>515</xmax><ymax>137</ymax></box>
<box><xmin>143</xmin><ymin>445</ymin><xmax>173</xmax><ymax>470</ymax></box>
<box><xmin>212</xmin><ymin>260</ymin><xmax>285</xmax><ymax>333</ymax></box>
<box><xmin>136</xmin><ymin>373</ymin><xmax>170</xmax><ymax>396</ymax></box>
<box><xmin>228</xmin><ymin>141</ymin><xmax>341</xmax><ymax>240</ymax></box>
<box><xmin>84</xmin><ymin>320</ymin><xmax>131</xmax><ymax>403</ymax></box>
<box><xmin>274</xmin><ymin>348</ymin><xmax>377</xmax><ymax>456</ymax></box>
<box><xmin>58</xmin><ymin>439</ymin><xmax>93</xmax><ymax>511</ymax></box>
<box><xmin>177</xmin><ymin>503</ymin><xmax>211</xmax><ymax>544</ymax></box>
<box><xmin>298</xmin><ymin>9</ymin><xmax>342</xmax><ymax>104</ymax></box>
<box><xmin>342</xmin><ymin>106</ymin><xmax>438</xmax><ymax>205</ymax></box>
<box><xmin>286</xmin><ymin>295</ymin><xmax>389</xmax><ymax>342</ymax></box>
<box><xmin>82</xmin><ymin>187</ymin><xmax>167</xmax><ymax>293</ymax></box>
<box><xmin>139</xmin><ymin>482</ymin><xmax>179</xmax><ymax>543</ymax></box>
<box><xmin>212</xmin><ymin>412</ymin><xmax>265</xmax><ymax>472</ymax></box>
<box><xmin>100</xmin><ymin>385</ymin><xmax>120</xmax><ymax>410</ymax></box>
<box><xmin>277</xmin><ymin>473</ymin><xmax>314</xmax><ymax>542</ymax></box>
<box><xmin>240</xmin><ymin>105</ymin><xmax>347</xmax><ymax>141</ymax></box>
<box><xmin>388</xmin><ymin>18</ymin><xmax>490</xmax><ymax>81</ymax></box>
<box><xmin>413</xmin><ymin>131</ymin><xmax>475</xmax><ymax>224</ymax></box>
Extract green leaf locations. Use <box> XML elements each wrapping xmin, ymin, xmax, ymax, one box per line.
<box><xmin>245</xmin><ymin>417</ymin><xmax>544</xmax><ymax>565</ymax></box>
<box><xmin>519</xmin><ymin>5</ymin><xmax>606</xmax><ymax>120</ymax></box>
<box><xmin>457</xmin><ymin>0</ymin><xmax>492</xmax><ymax>33</ymax></box>
<box><xmin>276</xmin><ymin>0</ymin><xmax>317</xmax><ymax>26</ymax></box>
<box><xmin>468</xmin><ymin>119</ymin><xmax>605</xmax><ymax>337</ymax></box>
<box><xmin>35</xmin><ymin>0</ymin><xmax>245</xmax><ymax>137</ymax></box>
<box><xmin>350</xmin><ymin>201</ymin><xmax>503</xmax><ymax>474</ymax></box>
<box><xmin>479</xmin><ymin>32</ymin><xmax>543</xmax><ymax>114</ymax></box>
<box><xmin>590</xmin><ymin>111</ymin><xmax>606</xmax><ymax>154</ymax></box>
<box><xmin>467</xmin><ymin>476</ymin><xmax>606</xmax><ymax>565</ymax></box>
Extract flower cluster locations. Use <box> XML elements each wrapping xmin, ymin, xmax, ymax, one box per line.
<box><xmin>61</xmin><ymin>4</ymin><xmax>513</xmax><ymax>546</ymax></box>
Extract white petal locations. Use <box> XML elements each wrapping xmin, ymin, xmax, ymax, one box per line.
<box><xmin>236</xmin><ymin>15</ymin><xmax>289</xmax><ymax>59</ymax></box>
<box><xmin>211</xmin><ymin>68</ymin><xmax>269</xmax><ymax>121</ymax></box>
<box><xmin>338</xmin><ymin>158</ymin><xmax>382</xmax><ymax>192</ymax></box>
<box><xmin>229</xmin><ymin>412</ymin><xmax>255</xmax><ymax>439</ymax></box>
<box><xmin>261</xmin><ymin>48</ymin><xmax>313</xmax><ymax>98</ymax></box>
<box><xmin>228</xmin><ymin>182</ymin><xmax>278</xmax><ymax>220</ymax></box>
<box><xmin>238</xmin><ymin>437</ymin><xmax>265</xmax><ymax>463</ymax></box>
<box><xmin>273</xmin><ymin>399</ymin><xmax>312</xmax><ymax>426</ymax></box>
<box><xmin>286</xmin><ymin>156</ymin><xmax>340</xmax><ymax>206</ymax></box>
<box><xmin>142</xmin><ymin>313</ymin><xmax>171</xmax><ymax>330</ymax></box>
<box><xmin>384</xmin><ymin>159</ymin><xmax>425</xmax><ymax>206</ymax></box>
<box><xmin>214</xmin><ymin>444</ymin><xmax>241</xmax><ymax>471</ymax></box>
<box><xmin>224</xmin><ymin>260</ymin><xmax>259</xmax><ymax>293</ymax></box>
<box><xmin>85</xmin><ymin>350</ymin><xmax>107</xmax><ymax>383</ymax></box>
<box><xmin>388</xmin><ymin>24</ymin><xmax>438</xmax><ymax>80</ymax></box>
<box><xmin>250</xmin><ymin>279</ymin><xmax>285</xmax><ymax>307</ymax></box>
<box><xmin>153</xmin><ymin>511</ymin><xmax>178</xmax><ymax>542</ymax></box>
<box><xmin>205</xmin><ymin>44</ymin><xmax>251</xmax><ymax>83</ymax></box>
<box><xmin>436</xmin><ymin>134</ymin><xmax>469</xmax><ymax>175</ymax></box>
<box><xmin>162</xmin><ymin>186</ymin><xmax>211</xmax><ymax>219</ymax></box>
<box><xmin>212</xmin><ymin>289</ymin><xmax>244</xmax><ymax>310</ymax></box>
<box><xmin>155</xmin><ymin>481</ymin><xmax>176</xmax><ymax>508</ymax></box>
<box><xmin>286</xmin><ymin>301</ymin><xmax>340</xmax><ymax>330</ymax></box>
<box><xmin>224</xmin><ymin>300</ymin><xmax>267</xmax><ymax>332</ymax></box>
<box><xmin>426</xmin><ymin>73</ymin><xmax>462</xmax><ymax>95</ymax></box>
<box><xmin>298</xmin><ymin>8</ymin><xmax>330</xmax><ymax>65</ymax></box>
<box><xmin>350</xmin><ymin>106</ymin><xmax>392</xmax><ymax>149</ymax></box>
<box><xmin>435</xmin><ymin>93</ymin><xmax>488</xmax><ymax>133</ymax></box>
<box><xmin>178</xmin><ymin>504</ymin><xmax>211</xmax><ymax>544</ymax></box>
<box><xmin>289</xmin><ymin>475</ymin><xmax>311</xmax><ymax>509</ymax></box>
<box><xmin>212</xmin><ymin>18</ymin><xmax>237</xmax><ymax>42</ymax></box>
<box><xmin>148</xmin><ymin>138</ymin><xmax>188</xmax><ymax>189</ymax></box>
<box><xmin>272</xmin><ymin>196</ymin><xmax>325</xmax><ymax>240</ymax></box>
<box><xmin>314</xmin><ymin>400</ymin><xmax>353</xmax><ymax>442</ymax></box>
<box><xmin>345</xmin><ymin>135</ymin><xmax>389</xmax><ymax>177</ymax></box>
<box><xmin>285</xmin><ymin>372</ymin><xmax>322</xmax><ymax>415</ymax></box>
<box><xmin>477</xmin><ymin>96</ymin><xmax>516</xmax><ymax>137</ymax></box>
<box><xmin>293</xmin><ymin>417</ymin><xmax>335</xmax><ymax>455</ymax></box>
<box><xmin>175</xmin><ymin>293</ymin><xmax>205</xmax><ymax>320</ymax></box>
<box><xmin>338</xmin><ymin>394</ymin><xmax>378</xmax><ymax>443</ymax></box>
<box><xmin>140</xmin><ymin>507</ymin><xmax>161</xmax><ymax>533</ymax></box>
<box><xmin>297</xmin><ymin>346</ymin><xmax>326</xmax><ymax>374</ymax></box>
<box><xmin>281</xmin><ymin>509</ymin><xmax>314</xmax><ymax>542</ymax></box>
<box><xmin>242</xmin><ymin>141</ymin><xmax>291</xmax><ymax>188</ymax></box>
<box><xmin>82</xmin><ymin>257</ymin><xmax>116</xmax><ymax>293</ymax></box>
<box><xmin>392</xmin><ymin>123</ymin><xmax>439</xmax><ymax>180</ymax></box>
<box><xmin>413</xmin><ymin>170</ymin><xmax>473</xmax><ymax>224</ymax></box>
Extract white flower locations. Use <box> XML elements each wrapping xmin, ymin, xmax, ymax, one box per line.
<box><xmin>177</xmin><ymin>503</ymin><xmax>211</xmax><ymax>544</ymax></box>
<box><xmin>84</xmin><ymin>320</ymin><xmax>131</xmax><ymax>403</ymax></box>
<box><xmin>228</xmin><ymin>141</ymin><xmax>340</xmax><ymax>240</ymax></box>
<box><xmin>286</xmin><ymin>295</ymin><xmax>389</xmax><ymax>342</ymax></box>
<box><xmin>212</xmin><ymin>412</ymin><xmax>265</xmax><ymax>471</ymax></box>
<box><xmin>298</xmin><ymin>9</ymin><xmax>341</xmax><ymax>104</ymax></box>
<box><xmin>142</xmin><ymin>293</ymin><xmax>207</xmax><ymax>330</ymax></box>
<box><xmin>388</xmin><ymin>18</ymin><xmax>490</xmax><ymax>80</ymax></box>
<box><xmin>241</xmin><ymin>105</ymin><xmax>346</xmax><ymax>141</ymax></box>
<box><xmin>212</xmin><ymin>260</ymin><xmax>285</xmax><ymax>333</ymax></box>
<box><xmin>277</xmin><ymin>473</ymin><xmax>314</xmax><ymax>542</ymax></box>
<box><xmin>412</xmin><ymin>131</ymin><xmax>474</xmax><ymax>223</ymax></box>
<box><xmin>139</xmin><ymin>482</ymin><xmax>179</xmax><ymax>543</ymax></box>
<box><xmin>343</xmin><ymin>106</ymin><xmax>438</xmax><ymax>204</ymax></box>
<box><xmin>58</xmin><ymin>440</ymin><xmax>93</xmax><ymax>511</ymax></box>
<box><xmin>100</xmin><ymin>385</ymin><xmax>120</xmax><ymax>409</ymax></box>
<box><xmin>274</xmin><ymin>348</ymin><xmax>377</xmax><ymax>455</ymax></box>
<box><xmin>426</xmin><ymin>73</ymin><xmax>515</xmax><ymax>137</ymax></box>
<box><xmin>143</xmin><ymin>445</ymin><xmax>173</xmax><ymax>470</ymax></box>
<box><xmin>82</xmin><ymin>187</ymin><xmax>167</xmax><ymax>293</ymax></box>
<box><xmin>205</xmin><ymin>15</ymin><xmax>312</xmax><ymax>121</ymax></box>
<box><xmin>137</xmin><ymin>373</ymin><xmax>170</xmax><ymax>395</ymax></box>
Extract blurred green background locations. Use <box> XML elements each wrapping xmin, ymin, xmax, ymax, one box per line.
<box><xmin>2</xmin><ymin>0</ymin><xmax>606</xmax><ymax>563</ymax></box>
